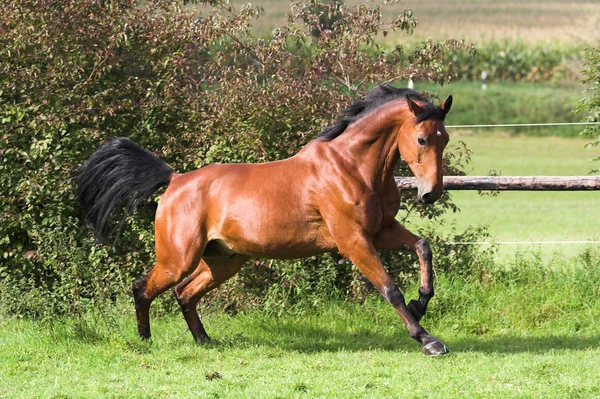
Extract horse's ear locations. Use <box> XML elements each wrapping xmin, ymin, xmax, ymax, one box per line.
<box><xmin>441</xmin><ymin>95</ymin><xmax>453</xmax><ymax>115</ymax></box>
<box><xmin>406</xmin><ymin>95</ymin><xmax>426</xmax><ymax>117</ymax></box>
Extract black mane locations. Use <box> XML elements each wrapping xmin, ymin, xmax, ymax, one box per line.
<box><xmin>318</xmin><ymin>85</ymin><xmax>446</xmax><ymax>141</ymax></box>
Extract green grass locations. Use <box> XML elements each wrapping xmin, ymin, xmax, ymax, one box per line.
<box><xmin>416</xmin><ymin>81</ymin><xmax>586</xmax><ymax>137</ymax></box>
<box><xmin>2</xmin><ymin>256</ymin><xmax>600</xmax><ymax>398</ymax></box>
<box><xmin>397</xmin><ymin>81</ymin><xmax>600</xmax><ymax>261</ymax></box>
<box><xmin>2</xmin><ymin>124</ymin><xmax>598</xmax><ymax>399</ymax></box>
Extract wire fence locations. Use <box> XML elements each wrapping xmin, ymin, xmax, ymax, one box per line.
<box><xmin>446</xmin><ymin>121</ymin><xmax>600</xmax><ymax>129</ymax></box>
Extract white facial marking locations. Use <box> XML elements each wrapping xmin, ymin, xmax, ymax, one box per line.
<box><xmin>437</xmin><ymin>130</ymin><xmax>442</xmax><ymax>137</ymax></box>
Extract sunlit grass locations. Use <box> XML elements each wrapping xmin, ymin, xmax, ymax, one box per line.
<box><xmin>2</xmin><ymin>257</ymin><xmax>600</xmax><ymax>398</ymax></box>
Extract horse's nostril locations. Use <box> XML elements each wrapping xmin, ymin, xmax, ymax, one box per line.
<box><xmin>421</xmin><ymin>192</ymin><xmax>433</xmax><ymax>203</ymax></box>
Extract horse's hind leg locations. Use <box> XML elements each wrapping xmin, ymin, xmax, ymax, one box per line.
<box><xmin>174</xmin><ymin>254</ymin><xmax>249</xmax><ymax>344</ymax></box>
<box><xmin>133</xmin><ymin>256</ymin><xmax>202</xmax><ymax>340</ymax></box>
<box><xmin>374</xmin><ymin>221</ymin><xmax>435</xmax><ymax>322</ymax></box>
<box><xmin>132</xmin><ymin>227</ymin><xmax>206</xmax><ymax>341</ymax></box>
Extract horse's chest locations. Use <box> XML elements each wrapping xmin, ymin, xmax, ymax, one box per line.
<box><xmin>343</xmin><ymin>193</ymin><xmax>395</xmax><ymax>236</ymax></box>
<box><xmin>363</xmin><ymin>185</ymin><xmax>401</xmax><ymax>227</ymax></box>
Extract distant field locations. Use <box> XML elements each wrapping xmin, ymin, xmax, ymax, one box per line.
<box><xmin>381</xmin><ymin>0</ymin><xmax>600</xmax><ymax>44</ymax></box>
<box><xmin>225</xmin><ymin>0</ymin><xmax>600</xmax><ymax>45</ymax></box>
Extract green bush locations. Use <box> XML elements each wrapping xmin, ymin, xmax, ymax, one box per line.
<box><xmin>0</xmin><ymin>0</ymin><xmax>473</xmax><ymax>317</ymax></box>
<box><xmin>575</xmin><ymin>46</ymin><xmax>600</xmax><ymax>171</ymax></box>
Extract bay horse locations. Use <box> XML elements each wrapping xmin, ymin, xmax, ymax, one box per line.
<box><xmin>77</xmin><ymin>85</ymin><xmax>452</xmax><ymax>355</ymax></box>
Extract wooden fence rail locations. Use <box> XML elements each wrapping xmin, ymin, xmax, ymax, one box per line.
<box><xmin>395</xmin><ymin>176</ymin><xmax>600</xmax><ymax>191</ymax></box>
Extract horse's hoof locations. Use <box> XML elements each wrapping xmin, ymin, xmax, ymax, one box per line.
<box><xmin>421</xmin><ymin>340</ymin><xmax>449</xmax><ymax>356</ymax></box>
<box><xmin>195</xmin><ymin>335</ymin><xmax>211</xmax><ymax>345</ymax></box>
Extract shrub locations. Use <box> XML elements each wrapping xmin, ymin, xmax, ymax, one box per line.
<box><xmin>0</xmin><ymin>0</ymin><xmax>471</xmax><ymax>317</ymax></box>
<box><xmin>575</xmin><ymin>46</ymin><xmax>600</xmax><ymax>172</ymax></box>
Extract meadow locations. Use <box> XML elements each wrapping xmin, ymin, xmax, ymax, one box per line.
<box><xmin>2</xmin><ymin>255</ymin><xmax>600</xmax><ymax>398</ymax></box>
<box><xmin>2</xmin><ymin>90</ymin><xmax>599</xmax><ymax>398</ymax></box>
<box><xmin>406</xmin><ymin>81</ymin><xmax>600</xmax><ymax>262</ymax></box>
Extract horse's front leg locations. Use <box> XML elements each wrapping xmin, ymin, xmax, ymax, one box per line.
<box><xmin>335</xmin><ymin>228</ymin><xmax>448</xmax><ymax>356</ymax></box>
<box><xmin>374</xmin><ymin>221</ymin><xmax>434</xmax><ymax>323</ymax></box>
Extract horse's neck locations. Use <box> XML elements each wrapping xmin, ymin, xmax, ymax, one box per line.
<box><xmin>331</xmin><ymin>107</ymin><xmax>405</xmax><ymax>189</ymax></box>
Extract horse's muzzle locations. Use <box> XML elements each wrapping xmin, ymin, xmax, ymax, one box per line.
<box><xmin>417</xmin><ymin>185</ymin><xmax>442</xmax><ymax>204</ymax></box>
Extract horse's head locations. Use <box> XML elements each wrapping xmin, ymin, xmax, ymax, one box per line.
<box><xmin>398</xmin><ymin>95</ymin><xmax>452</xmax><ymax>204</ymax></box>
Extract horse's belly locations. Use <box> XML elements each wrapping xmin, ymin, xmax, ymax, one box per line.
<box><xmin>211</xmin><ymin>217</ymin><xmax>337</xmax><ymax>259</ymax></box>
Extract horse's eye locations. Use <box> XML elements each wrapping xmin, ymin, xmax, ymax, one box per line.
<box><xmin>417</xmin><ymin>137</ymin><xmax>427</xmax><ymax>146</ymax></box>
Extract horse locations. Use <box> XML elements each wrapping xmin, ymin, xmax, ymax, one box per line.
<box><xmin>77</xmin><ymin>85</ymin><xmax>453</xmax><ymax>356</ymax></box>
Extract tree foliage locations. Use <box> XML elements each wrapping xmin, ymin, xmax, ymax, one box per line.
<box><xmin>576</xmin><ymin>47</ymin><xmax>600</xmax><ymax>172</ymax></box>
<box><xmin>0</xmin><ymin>0</ymin><xmax>471</xmax><ymax>316</ymax></box>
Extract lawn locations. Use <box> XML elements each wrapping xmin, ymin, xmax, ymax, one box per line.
<box><xmin>2</xmin><ymin>259</ymin><xmax>600</xmax><ymax>398</ymax></box>
<box><xmin>398</xmin><ymin>80</ymin><xmax>600</xmax><ymax>262</ymax></box>
<box><xmin>2</xmin><ymin>129</ymin><xmax>599</xmax><ymax>399</ymax></box>
<box><xmin>2</xmin><ymin>2</ymin><xmax>599</xmax><ymax>398</ymax></box>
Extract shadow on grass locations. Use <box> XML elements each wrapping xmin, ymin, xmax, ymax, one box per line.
<box><xmin>447</xmin><ymin>334</ymin><xmax>600</xmax><ymax>354</ymax></box>
<box><xmin>32</xmin><ymin>306</ymin><xmax>600</xmax><ymax>356</ymax></box>
<box><xmin>210</xmin><ymin>319</ymin><xmax>600</xmax><ymax>355</ymax></box>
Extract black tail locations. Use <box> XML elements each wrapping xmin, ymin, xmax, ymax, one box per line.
<box><xmin>77</xmin><ymin>137</ymin><xmax>174</xmax><ymax>243</ymax></box>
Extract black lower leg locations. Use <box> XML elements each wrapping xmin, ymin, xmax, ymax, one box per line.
<box><xmin>407</xmin><ymin>288</ymin><xmax>434</xmax><ymax>322</ymax></box>
<box><xmin>132</xmin><ymin>277</ymin><xmax>152</xmax><ymax>340</ymax></box>
<box><xmin>175</xmin><ymin>287</ymin><xmax>211</xmax><ymax>344</ymax></box>
<box><xmin>382</xmin><ymin>283</ymin><xmax>448</xmax><ymax>355</ymax></box>
<box><xmin>382</xmin><ymin>284</ymin><xmax>427</xmax><ymax>342</ymax></box>
<box><xmin>180</xmin><ymin>304</ymin><xmax>211</xmax><ymax>344</ymax></box>
<box><xmin>409</xmin><ymin>238</ymin><xmax>435</xmax><ymax>322</ymax></box>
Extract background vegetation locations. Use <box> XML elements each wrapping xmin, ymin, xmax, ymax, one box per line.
<box><xmin>0</xmin><ymin>0</ymin><xmax>471</xmax><ymax>317</ymax></box>
<box><xmin>0</xmin><ymin>0</ymin><xmax>597</xmax><ymax>316</ymax></box>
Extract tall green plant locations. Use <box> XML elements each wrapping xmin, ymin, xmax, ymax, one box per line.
<box><xmin>444</xmin><ymin>40</ymin><xmax>582</xmax><ymax>83</ymax></box>
<box><xmin>576</xmin><ymin>47</ymin><xmax>600</xmax><ymax>172</ymax></box>
<box><xmin>0</xmin><ymin>0</ymin><xmax>469</xmax><ymax>316</ymax></box>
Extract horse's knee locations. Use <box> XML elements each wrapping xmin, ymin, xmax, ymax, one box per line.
<box><xmin>176</xmin><ymin>291</ymin><xmax>199</xmax><ymax>312</ymax></box>
<box><xmin>415</xmin><ymin>238</ymin><xmax>432</xmax><ymax>261</ymax></box>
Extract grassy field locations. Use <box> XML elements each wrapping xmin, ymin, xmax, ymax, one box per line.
<box><xmin>2</xmin><ymin>2</ymin><xmax>599</xmax><ymax>398</ymax></box>
<box><xmin>409</xmin><ymin>131</ymin><xmax>600</xmax><ymax>262</ymax></box>
<box><xmin>429</xmin><ymin>134</ymin><xmax>598</xmax><ymax>260</ymax></box>
<box><xmin>417</xmin><ymin>81</ymin><xmax>586</xmax><ymax>136</ymax></box>
<box><xmin>405</xmin><ymin>132</ymin><xmax>600</xmax><ymax>262</ymax></box>
<box><xmin>2</xmin><ymin>257</ymin><xmax>600</xmax><ymax>398</ymax></box>
<box><xmin>378</xmin><ymin>0</ymin><xmax>600</xmax><ymax>45</ymax></box>
<box><xmin>228</xmin><ymin>0</ymin><xmax>600</xmax><ymax>45</ymax></box>
<box><xmin>2</xmin><ymin>118</ymin><xmax>599</xmax><ymax>398</ymax></box>
<box><xmin>1</xmin><ymin>130</ymin><xmax>598</xmax><ymax>397</ymax></box>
